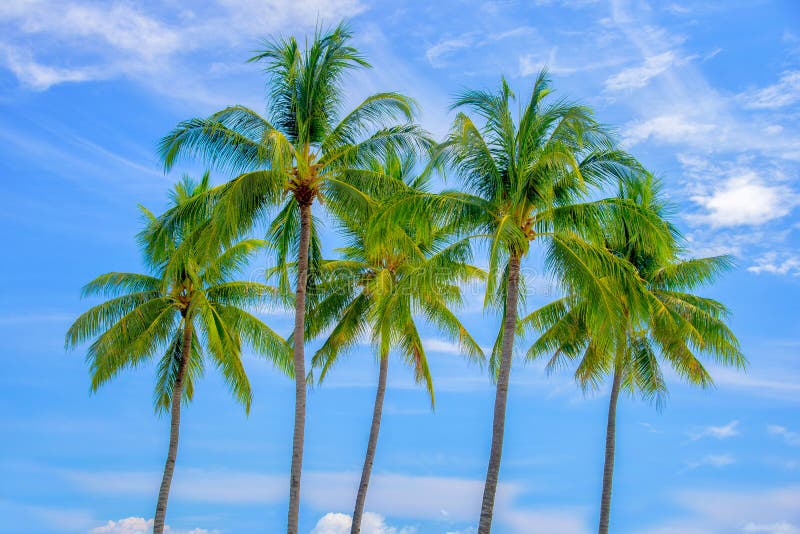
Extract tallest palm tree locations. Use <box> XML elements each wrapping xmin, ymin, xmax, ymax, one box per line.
<box><xmin>158</xmin><ymin>22</ymin><xmax>430</xmax><ymax>533</ymax></box>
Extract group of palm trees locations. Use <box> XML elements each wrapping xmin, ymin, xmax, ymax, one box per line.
<box><xmin>66</xmin><ymin>22</ymin><xmax>745</xmax><ymax>534</ymax></box>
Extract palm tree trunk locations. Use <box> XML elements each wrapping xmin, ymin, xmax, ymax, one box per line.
<box><xmin>153</xmin><ymin>319</ymin><xmax>192</xmax><ymax>534</ymax></box>
<box><xmin>598</xmin><ymin>364</ymin><xmax>622</xmax><ymax>534</ymax></box>
<box><xmin>287</xmin><ymin>200</ymin><xmax>312</xmax><ymax>534</ymax></box>
<box><xmin>351</xmin><ymin>354</ymin><xmax>389</xmax><ymax>534</ymax></box>
<box><xmin>478</xmin><ymin>252</ymin><xmax>521</xmax><ymax>534</ymax></box>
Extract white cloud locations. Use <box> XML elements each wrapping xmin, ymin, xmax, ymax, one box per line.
<box><xmin>609</xmin><ymin>0</ymin><xmax>800</xmax><ymax>194</ymax></box>
<box><xmin>742</xmin><ymin>71</ymin><xmax>800</xmax><ymax>110</ymax></box>
<box><xmin>690</xmin><ymin>420</ymin><xmax>740</xmax><ymax>440</ymax></box>
<box><xmin>310</xmin><ymin>512</ymin><xmax>416</xmax><ymax>534</ymax></box>
<box><xmin>638</xmin><ymin>486</ymin><xmax>800</xmax><ymax>534</ymax></box>
<box><xmin>0</xmin><ymin>1</ymin><xmax>182</xmax><ymax>90</ymax></box>
<box><xmin>519</xmin><ymin>46</ymin><xmax>625</xmax><ymax>77</ymax></box>
<box><xmin>55</xmin><ymin>466</ymin><xmax>587</xmax><ymax>533</ymax></box>
<box><xmin>689</xmin><ymin>171</ymin><xmax>799</xmax><ymax>228</ymax></box>
<box><xmin>501</xmin><ymin>508</ymin><xmax>590</xmax><ymax>534</ymax></box>
<box><xmin>531</xmin><ymin>0</ymin><xmax>600</xmax><ymax>7</ymax></box>
<box><xmin>767</xmin><ymin>425</ymin><xmax>800</xmax><ymax>446</ymax></box>
<box><xmin>422</xmin><ymin>338</ymin><xmax>464</xmax><ymax>355</ymax></box>
<box><xmin>678</xmin><ymin>486</ymin><xmax>800</xmax><ymax>526</ymax></box>
<box><xmin>0</xmin><ymin>44</ymin><xmax>103</xmax><ymax>90</ymax></box>
<box><xmin>0</xmin><ymin>500</ymin><xmax>95</xmax><ymax>532</ymax></box>
<box><xmin>622</xmin><ymin>114</ymin><xmax>715</xmax><ymax>147</ymax></box>
<box><xmin>743</xmin><ymin>522</ymin><xmax>800</xmax><ymax>534</ymax></box>
<box><xmin>686</xmin><ymin>454</ymin><xmax>736</xmax><ymax>469</ymax></box>
<box><xmin>421</xmin><ymin>338</ymin><xmax>491</xmax><ymax>356</ymax></box>
<box><xmin>749</xmin><ymin>253</ymin><xmax>800</xmax><ymax>276</ymax></box>
<box><xmin>61</xmin><ymin>467</ymin><xmax>521</xmax><ymax>523</ymax></box>
<box><xmin>707</xmin><ymin>366</ymin><xmax>800</xmax><ymax>402</ymax></box>
<box><xmin>0</xmin><ymin>0</ymin><xmax>367</xmax><ymax>96</ymax></box>
<box><xmin>605</xmin><ymin>51</ymin><xmax>681</xmax><ymax>91</ymax></box>
<box><xmin>664</xmin><ymin>3</ymin><xmax>692</xmax><ymax>15</ymax></box>
<box><xmin>90</xmin><ymin>517</ymin><xmax>216</xmax><ymax>534</ymax></box>
<box><xmin>425</xmin><ymin>35</ymin><xmax>476</xmax><ymax>67</ymax></box>
<box><xmin>427</xmin><ymin>27</ymin><xmax>536</xmax><ymax>68</ymax></box>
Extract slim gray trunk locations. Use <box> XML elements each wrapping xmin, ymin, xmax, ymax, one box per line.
<box><xmin>287</xmin><ymin>200</ymin><xmax>312</xmax><ymax>534</ymax></box>
<box><xmin>478</xmin><ymin>253</ymin><xmax>521</xmax><ymax>533</ymax></box>
<box><xmin>351</xmin><ymin>354</ymin><xmax>389</xmax><ymax>534</ymax></box>
<box><xmin>153</xmin><ymin>319</ymin><xmax>192</xmax><ymax>534</ymax></box>
<box><xmin>598</xmin><ymin>364</ymin><xmax>622</xmax><ymax>534</ymax></box>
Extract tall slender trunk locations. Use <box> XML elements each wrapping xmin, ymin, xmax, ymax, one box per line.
<box><xmin>153</xmin><ymin>319</ymin><xmax>192</xmax><ymax>534</ymax></box>
<box><xmin>478</xmin><ymin>252</ymin><xmax>521</xmax><ymax>534</ymax></box>
<box><xmin>351</xmin><ymin>354</ymin><xmax>389</xmax><ymax>534</ymax></box>
<box><xmin>598</xmin><ymin>364</ymin><xmax>622</xmax><ymax>534</ymax></box>
<box><xmin>287</xmin><ymin>200</ymin><xmax>312</xmax><ymax>534</ymax></box>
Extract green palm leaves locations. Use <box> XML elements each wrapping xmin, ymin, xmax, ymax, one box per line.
<box><xmin>523</xmin><ymin>173</ymin><xmax>745</xmax><ymax>534</ymax></box>
<box><xmin>526</xmin><ymin>174</ymin><xmax>744</xmax><ymax>398</ymax></box>
<box><xmin>66</xmin><ymin>177</ymin><xmax>290</xmax><ymax>411</ymax></box>
<box><xmin>66</xmin><ymin>176</ymin><xmax>291</xmax><ymax>534</ymax></box>
<box><xmin>309</xmin><ymin>149</ymin><xmax>484</xmax><ymax>401</ymax></box>
<box><xmin>66</xmin><ymin>22</ymin><xmax>745</xmax><ymax>534</ymax></box>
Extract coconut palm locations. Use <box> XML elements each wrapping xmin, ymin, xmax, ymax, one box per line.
<box><xmin>65</xmin><ymin>176</ymin><xmax>290</xmax><ymax>534</ymax></box>
<box><xmin>522</xmin><ymin>174</ymin><xmax>745</xmax><ymax>534</ymax></box>
<box><xmin>157</xmin><ymin>22</ymin><xmax>431</xmax><ymax>532</ymax></box>
<box><xmin>425</xmin><ymin>72</ymin><xmax>655</xmax><ymax>532</ymax></box>
<box><xmin>305</xmin><ymin>149</ymin><xmax>484</xmax><ymax>533</ymax></box>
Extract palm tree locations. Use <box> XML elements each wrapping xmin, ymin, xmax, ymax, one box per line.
<box><xmin>65</xmin><ymin>176</ymin><xmax>290</xmax><ymax>534</ymax></box>
<box><xmin>428</xmin><ymin>72</ymin><xmax>649</xmax><ymax>532</ymax></box>
<box><xmin>306</xmin><ymin>149</ymin><xmax>484</xmax><ymax>533</ymax></box>
<box><xmin>157</xmin><ymin>23</ymin><xmax>430</xmax><ymax>532</ymax></box>
<box><xmin>522</xmin><ymin>174</ymin><xmax>746</xmax><ymax>534</ymax></box>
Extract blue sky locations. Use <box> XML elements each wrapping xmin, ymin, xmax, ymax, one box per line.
<box><xmin>1</xmin><ymin>0</ymin><xmax>799</xmax><ymax>533</ymax></box>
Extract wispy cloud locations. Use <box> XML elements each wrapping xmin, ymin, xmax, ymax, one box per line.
<box><xmin>519</xmin><ymin>46</ymin><xmax>625</xmax><ymax>77</ymax></box>
<box><xmin>0</xmin><ymin>0</ymin><xmax>367</xmax><ymax>104</ymax></box>
<box><xmin>741</xmin><ymin>71</ymin><xmax>800</xmax><ymax>110</ymax></box>
<box><xmin>742</xmin><ymin>521</ymin><xmax>800</xmax><ymax>534</ymax></box>
<box><xmin>426</xmin><ymin>27</ymin><xmax>536</xmax><ymax>68</ymax></box>
<box><xmin>684</xmin><ymin>454</ymin><xmax>736</xmax><ymax>470</ymax></box>
<box><xmin>707</xmin><ymin>366</ymin><xmax>800</xmax><ymax>402</ymax></box>
<box><xmin>637</xmin><ymin>486</ymin><xmax>800</xmax><ymax>534</ymax></box>
<box><xmin>51</xmin><ymin>465</ymin><xmax>587</xmax><ymax>533</ymax></box>
<box><xmin>426</xmin><ymin>35</ymin><xmax>476</xmax><ymax>68</ymax></box>
<box><xmin>749</xmin><ymin>253</ymin><xmax>800</xmax><ymax>276</ymax></box>
<box><xmin>605</xmin><ymin>51</ymin><xmax>683</xmax><ymax>91</ymax></box>
<box><xmin>311</xmin><ymin>512</ymin><xmax>416</xmax><ymax>534</ymax></box>
<box><xmin>689</xmin><ymin>420</ymin><xmax>740</xmax><ymax>440</ymax></box>
<box><xmin>90</xmin><ymin>517</ymin><xmax>217</xmax><ymax>534</ymax></box>
<box><xmin>767</xmin><ymin>425</ymin><xmax>800</xmax><ymax>446</ymax></box>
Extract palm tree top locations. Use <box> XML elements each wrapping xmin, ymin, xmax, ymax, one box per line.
<box><xmin>307</xmin><ymin>150</ymin><xmax>485</xmax><ymax>403</ymax></box>
<box><xmin>523</xmin><ymin>173</ymin><xmax>745</xmax><ymax>401</ymax></box>
<box><xmin>66</xmin><ymin>175</ymin><xmax>291</xmax><ymax>413</ymax></box>
<box><xmin>248</xmin><ymin>21</ymin><xmax>371</xmax><ymax>146</ymax></box>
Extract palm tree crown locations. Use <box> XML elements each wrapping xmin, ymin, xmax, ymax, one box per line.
<box><xmin>66</xmin><ymin>174</ymin><xmax>289</xmax><ymax>409</ymax></box>
<box><xmin>524</xmin><ymin>173</ymin><xmax>745</xmax><ymax>398</ymax></box>
<box><xmin>309</xmin><ymin>148</ymin><xmax>485</xmax><ymax>399</ymax></box>
<box><xmin>158</xmin><ymin>22</ymin><xmax>431</xmax><ymax>254</ymax></box>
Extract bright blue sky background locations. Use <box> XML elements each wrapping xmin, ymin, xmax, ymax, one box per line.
<box><xmin>1</xmin><ymin>1</ymin><xmax>799</xmax><ymax>533</ymax></box>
